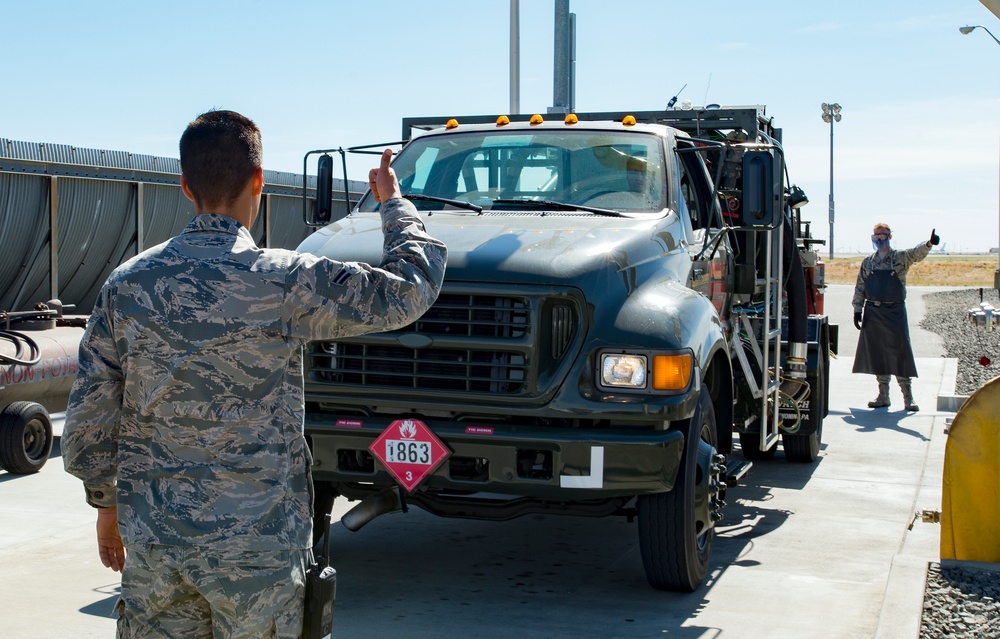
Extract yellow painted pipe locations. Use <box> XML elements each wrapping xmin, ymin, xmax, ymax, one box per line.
<box><xmin>941</xmin><ymin>374</ymin><xmax>1000</xmax><ymax>562</ymax></box>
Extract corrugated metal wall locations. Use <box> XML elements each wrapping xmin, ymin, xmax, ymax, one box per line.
<box><xmin>0</xmin><ymin>139</ymin><xmax>364</xmax><ymax>315</ymax></box>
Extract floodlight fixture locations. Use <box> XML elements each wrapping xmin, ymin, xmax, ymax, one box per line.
<box><xmin>959</xmin><ymin>25</ymin><xmax>1000</xmax><ymax>45</ymax></box>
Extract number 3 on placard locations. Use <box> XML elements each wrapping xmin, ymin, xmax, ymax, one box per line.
<box><xmin>406</xmin><ymin>471</ymin><xmax>413</xmax><ymax>482</ymax></box>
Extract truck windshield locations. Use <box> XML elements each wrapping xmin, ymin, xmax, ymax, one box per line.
<box><xmin>356</xmin><ymin>129</ymin><xmax>667</xmax><ymax>214</ymax></box>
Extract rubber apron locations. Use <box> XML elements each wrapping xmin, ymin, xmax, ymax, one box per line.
<box><xmin>852</xmin><ymin>267</ymin><xmax>918</xmax><ymax>377</ymax></box>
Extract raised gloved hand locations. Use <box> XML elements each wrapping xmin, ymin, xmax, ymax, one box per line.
<box><xmin>854</xmin><ymin>311</ymin><xmax>862</xmax><ymax>330</ymax></box>
<box><xmin>929</xmin><ymin>228</ymin><xmax>940</xmax><ymax>246</ymax></box>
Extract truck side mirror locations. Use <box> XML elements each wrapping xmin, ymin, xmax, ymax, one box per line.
<box><xmin>315</xmin><ymin>154</ymin><xmax>334</xmax><ymax>225</ymax></box>
<box><xmin>740</xmin><ymin>151</ymin><xmax>780</xmax><ymax>228</ymax></box>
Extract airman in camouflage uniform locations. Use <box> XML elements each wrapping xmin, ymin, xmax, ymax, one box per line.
<box><xmin>852</xmin><ymin>223</ymin><xmax>938</xmax><ymax>412</ymax></box>
<box><xmin>62</xmin><ymin>110</ymin><xmax>446</xmax><ymax>638</ymax></box>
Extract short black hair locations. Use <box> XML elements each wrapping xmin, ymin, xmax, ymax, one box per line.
<box><xmin>179</xmin><ymin>110</ymin><xmax>262</xmax><ymax>209</ymax></box>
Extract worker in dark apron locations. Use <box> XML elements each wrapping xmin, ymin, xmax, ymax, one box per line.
<box><xmin>852</xmin><ymin>223</ymin><xmax>940</xmax><ymax>411</ymax></box>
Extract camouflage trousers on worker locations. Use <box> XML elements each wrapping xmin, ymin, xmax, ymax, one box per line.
<box><xmin>115</xmin><ymin>544</ymin><xmax>311</xmax><ymax>639</ymax></box>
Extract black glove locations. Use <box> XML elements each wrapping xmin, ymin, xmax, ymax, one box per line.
<box><xmin>929</xmin><ymin>228</ymin><xmax>940</xmax><ymax>246</ymax></box>
<box><xmin>854</xmin><ymin>311</ymin><xmax>862</xmax><ymax>330</ymax></box>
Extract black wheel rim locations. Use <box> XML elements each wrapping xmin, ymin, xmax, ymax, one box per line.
<box><xmin>23</xmin><ymin>417</ymin><xmax>48</xmax><ymax>462</ymax></box>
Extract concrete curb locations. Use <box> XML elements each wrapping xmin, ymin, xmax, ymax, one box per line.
<box><xmin>876</xmin><ymin>555</ymin><xmax>932</xmax><ymax>639</ymax></box>
<box><xmin>936</xmin><ymin>395</ymin><xmax>969</xmax><ymax>412</ymax></box>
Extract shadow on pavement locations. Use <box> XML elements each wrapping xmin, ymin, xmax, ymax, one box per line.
<box><xmin>80</xmin><ymin>589</ymin><xmax>119</xmax><ymax>619</ymax></box>
<box><xmin>843</xmin><ymin>407</ymin><xmax>929</xmax><ymax>441</ymax></box>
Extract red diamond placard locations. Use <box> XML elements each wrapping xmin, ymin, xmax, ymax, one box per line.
<box><xmin>369</xmin><ymin>419</ymin><xmax>451</xmax><ymax>493</ymax></box>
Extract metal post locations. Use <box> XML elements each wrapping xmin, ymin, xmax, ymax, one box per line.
<box><xmin>569</xmin><ymin>11</ymin><xmax>576</xmax><ymax>114</ymax></box>
<box><xmin>265</xmin><ymin>193</ymin><xmax>273</xmax><ymax>249</ymax></box>
<box><xmin>828</xmin><ymin>116</ymin><xmax>835</xmax><ymax>261</ymax></box>
<box><xmin>549</xmin><ymin>0</ymin><xmax>570</xmax><ymax>114</ymax></box>
<box><xmin>49</xmin><ymin>176</ymin><xmax>59</xmax><ymax>300</ymax></box>
<box><xmin>509</xmin><ymin>0</ymin><xmax>519</xmax><ymax>115</ymax></box>
<box><xmin>136</xmin><ymin>181</ymin><xmax>145</xmax><ymax>254</ymax></box>
<box><xmin>822</xmin><ymin>102</ymin><xmax>841</xmax><ymax>260</ymax></box>
<box><xmin>957</xmin><ymin>26</ymin><xmax>999</xmax><ymax>291</ymax></box>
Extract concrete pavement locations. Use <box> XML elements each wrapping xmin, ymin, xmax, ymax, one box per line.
<box><xmin>826</xmin><ymin>283</ymin><xmax>955</xmax><ymax>638</ymax></box>
<box><xmin>1</xmin><ymin>286</ymin><xmax>959</xmax><ymax>638</ymax></box>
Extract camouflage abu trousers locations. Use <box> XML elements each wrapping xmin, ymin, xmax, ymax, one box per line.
<box><xmin>116</xmin><ymin>544</ymin><xmax>311</xmax><ymax>639</ymax></box>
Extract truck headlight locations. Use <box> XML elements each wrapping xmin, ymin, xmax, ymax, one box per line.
<box><xmin>598</xmin><ymin>350</ymin><xmax>693</xmax><ymax>393</ymax></box>
<box><xmin>601</xmin><ymin>354</ymin><xmax>647</xmax><ymax>387</ymax></box>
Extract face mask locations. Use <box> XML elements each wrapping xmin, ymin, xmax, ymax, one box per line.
<box><xmin>871</xmin><ymin>233</ymin><xmax>890</xmax><ymax>252</ymax></box>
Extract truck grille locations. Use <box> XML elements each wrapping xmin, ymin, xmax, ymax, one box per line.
<box><xmin>410</xmin><ymin>293</ymin><xmax>529</xmax><ymax>338</ymax></box>
<box><xmin>307</xmin><ymin>289</ymin><xmax>580</xmax><ymax>397</ymax></box>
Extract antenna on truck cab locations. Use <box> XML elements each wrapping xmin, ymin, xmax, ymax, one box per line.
<box><xmin>666</xmin><ymin>83</ymin><xmax>687</xmax><ymax>109</ymax></box>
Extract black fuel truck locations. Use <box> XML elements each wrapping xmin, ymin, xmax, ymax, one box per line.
<box><xmin>297</xmin><ymin>106</ymin><xmax>835</xmax><ymax>591</ymax></box>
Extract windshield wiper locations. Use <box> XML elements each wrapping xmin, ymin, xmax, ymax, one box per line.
<box><xmin>404</xmin><ymin>194</ymin><xmax>483</xmax><ymax>214</ymax></box>
<box><xmin>491</xmin><ymin>198</ymin><xmax>624</xmax><ymax>217</ymax></box>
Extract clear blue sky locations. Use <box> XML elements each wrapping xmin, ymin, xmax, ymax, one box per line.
<box><xmin>3</xmin><ymin>0</ymin><xmax>998</xmax><ymax>254</ymax></box>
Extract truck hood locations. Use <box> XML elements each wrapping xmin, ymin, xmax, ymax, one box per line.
<box><xmin>296</xmin><ymin>210</ymin><xmax>689</xmax><ymax>285</ymax></box>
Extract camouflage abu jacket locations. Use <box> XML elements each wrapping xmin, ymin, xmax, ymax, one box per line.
<box><xmin>62</xmin><ymin>198</ymin><xmax>446</xmax><ymax>551</ymax></box>
<box><xmin>851</xmin><ymin>240</ymin><xmax>932</xmax><ymax>313</ymax></box>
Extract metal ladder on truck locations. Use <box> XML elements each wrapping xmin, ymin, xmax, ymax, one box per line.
<box><xmin>730</xmin><ymin>157</ymin><xmax>785</xmax><ymax>457</ymax></box>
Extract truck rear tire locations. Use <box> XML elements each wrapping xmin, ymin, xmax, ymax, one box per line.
<box><xmin>637</xmin><ymin>386</ymin><xmax>718</xmax><ymax>591</ymax></box>
<box><xmin>782</xmin><ymin>360</ymin><xmax>825</xmax><ymax>463</ymax></box>
<box><xmin>0</xmin><ymin>401</ymin><xmax>53</xmax><ymax>474</ymax></box>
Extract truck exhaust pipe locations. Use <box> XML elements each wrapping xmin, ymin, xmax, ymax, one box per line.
<box><xmin>340</xmin><ymin>487</ymin><xmax>404</xmax><ymax>532</ymax></box>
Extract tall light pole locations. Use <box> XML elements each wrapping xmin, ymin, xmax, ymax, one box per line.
<box><xmin>821</xmin><ymin>103</ymin><xmax>842</xmax><ymax>261</ymax></box>
<box><xmin>959</xmin><ymin>25</ymin><xmax>1000</xmax><ymax>292</ymax></box>
<box><xmin>510</xmin><ymin>0</ymin><xmax>520</xmax><ymax>115</ymax></box>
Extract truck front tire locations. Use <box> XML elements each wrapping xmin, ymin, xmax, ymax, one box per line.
<box><xmin>637</xmin><ymin>385</ymin><xmax>718</xmax><ymax>591</ymax></box>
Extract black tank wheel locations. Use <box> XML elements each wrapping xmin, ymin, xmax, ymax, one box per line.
<box><xmin>782</xmin><ymin>360</ymin><xmax>825</xmax><ymax>463</ymax></box>
<box><xmin>0</xmin><ymin>401</ymin><xmax>53</xmax><ymax>474</ymax></box>
<box><xmin>637</xmin><ymin>385</ymin><xmax>718</xmax><ymax>591</ymax></box>
<box><xmin>739</xmin><ymin>424</ymin><xmax>777</xmax><ymax>461</ymax></box>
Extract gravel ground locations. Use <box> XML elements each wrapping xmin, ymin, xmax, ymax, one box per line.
<box><xmin>918</xmin><ymin>288</ymin><xmax>1000</xmax><ymax>638</ymax></box>
<box><xmin>920</xmin><ymin>288</ymin><xmax>1000</xmax><ymax>396</ymax></box>
<box><xmin>922</xmin><ymin>563</ymin><xmax>1000</xmax><ymax>638</ymax></box>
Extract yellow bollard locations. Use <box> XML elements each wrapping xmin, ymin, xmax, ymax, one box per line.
<box><xmin>940</xmin><ymin>374</ymin><xmax>1000</xmax><ymax>562</ymax></box>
